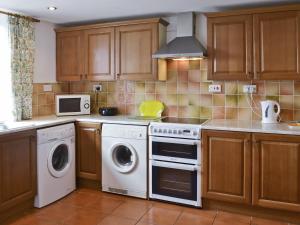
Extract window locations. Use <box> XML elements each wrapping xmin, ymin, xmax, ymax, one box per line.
<box><xmin>0</xmin><ymin>14</ymin><xmax>14</xmax><ymax>121</ymax></box>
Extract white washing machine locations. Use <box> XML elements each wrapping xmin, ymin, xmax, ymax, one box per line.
<box><xmin>35</xmin><ymin>123</ymin><xmax>76</xmax><ymax>208</ymax></box>
<box><xmin>102</xmin><ymin>124</ymin><xmax>147</xmax><ymax>199</ymax></box>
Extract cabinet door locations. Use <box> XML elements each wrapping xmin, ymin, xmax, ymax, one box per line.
<box><xmin>116</xmin><ymin>23</ymin><xmax>158</xmax><ymax>80</ymax></box>
<box><xmin>0</xmin><ymin>131</ymin><xmax>36</xmax><ymax>211</ymax></box>
<box><xmin>84</xmin><ymin>28</ymin><xmax>115</xmax><ymax>81</ymax></box>
<box><xmin>253</xmin><ymin>133</ymin><xmax>300</xmax><ymax>212</ymax></box>
<box><xmin>56</xmin><ymin>31</ymin><xmax>84</xmax><ymax>81</ymax></box>
<box><xmin>202</xmin><ymin>130</ymin><xmax>252</xmax><ymax>204</ymax></box>
<box><xmin>207</xmin><ymin>15</ymin><xmax>253</xmax><ymax>80</ymax></box>
<box><xmin>254</xmin><ymin>11</ymin><xmax>300</xmax><ymax>80</ymax></box>
<box><xmin>76</xmin><ymin>122</ymin><xmax>101</xmax><ymax>181</ymax></box>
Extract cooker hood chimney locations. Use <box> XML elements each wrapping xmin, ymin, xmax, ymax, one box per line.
<box><xmin>153</xmin><ymin>12</ymin><xmax>207</xmax><ymax>59</ymax></box>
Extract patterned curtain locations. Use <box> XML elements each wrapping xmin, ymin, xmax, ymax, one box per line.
<box><xmin>8</xmin><ymin>16</ymin><xmax>35</xmax><ymax>120</ymax></box>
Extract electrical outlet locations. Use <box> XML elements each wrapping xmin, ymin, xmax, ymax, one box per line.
<box><xmin>93</xmin><ymin>84</ymin><xmax>102</xmax><ymax>92</ymax></box>
<box><xmin>208</xmin><ymin>84</ymin><xmax>222</xmax><ymax>93</ymax></box>
<box><xmin>243</xmin><ymin>85</ymin><xmax>257</xmax><ymax>94</ymax></box>
<box><xmin>43</xmin><ymin>84</ymin><xmax>52</xmax><ymax>92</ymax></box>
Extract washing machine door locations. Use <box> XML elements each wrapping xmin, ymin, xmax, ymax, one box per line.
<box><xmin>111</xmin><ymin>143</ymin><xmax>137</xmax><ymax>173</ymax></box>
<box><xmin>48</xmin><ymin>141</ymin><xmax>72</xmax><ymax>178</ymax></box>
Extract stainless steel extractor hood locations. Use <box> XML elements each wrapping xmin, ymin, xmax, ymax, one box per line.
<box><xmin>153</xmin><ymin>12</ymin><xmax>207</xmax><ymax>59</ymax></box>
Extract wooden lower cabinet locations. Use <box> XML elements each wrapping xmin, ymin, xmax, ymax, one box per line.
<box><xmin>252</xmin><ymin>133</ymin><xmax>300</xmax><ymax>212</ymax></box>
<box><xmin>76</xmin><ymin>122</ymin><xmax>101</xmax><ymax>182</ymax></box>
<box><xmin>202</xmin><ymin>130</ymin><xmax>252</xmax><ymax>204</ymax></box>
<box><xmin>0</xmin><ymin>130</ymin><xmax>36</xmax><ymax>216</ymax></box>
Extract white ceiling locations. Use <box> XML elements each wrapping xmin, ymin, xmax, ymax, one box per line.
<box><xmin>0</xmin><ymin>0</ymin><xmax>297</xmax><ymax>24</ymax></box>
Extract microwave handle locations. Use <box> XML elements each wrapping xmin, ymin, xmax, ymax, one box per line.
<box><xmin>150</xmin><ymin>136</ymin><xmax>198</xmax><ymax>146</ymax></box>
<box><xmin>151</xmin><ymin>160</ymin><xmax>198</xmax><ymax>171</ymax></box>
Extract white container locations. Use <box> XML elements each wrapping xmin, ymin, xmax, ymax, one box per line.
<box><xmin>260</xmin><ymin>100</ymin><xmax>280</xmax><ymax>124</ymax></box>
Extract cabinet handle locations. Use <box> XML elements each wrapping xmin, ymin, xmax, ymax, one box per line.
<box><xmin>116</xmin><ymin>73</ymin><xmax>120</xmax><ymax>80</ymax></box>
<box><xmin>96</xmin><ymin>129</ymin><xmax>100</xmax><ymax>135</ymax></box>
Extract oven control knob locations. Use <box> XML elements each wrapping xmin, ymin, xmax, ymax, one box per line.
<box><xmin>153</xmin><ymin>128</ymin><xmax>157</xmax><ymax>133</ymax></box>
<box><xmin>163</xmin><ymin>129</ymin><xmax>167</xmax><ymax>133</ymax></box>
<box><xmin>168</xmin><ymin>129</ymin><xmax>172</xmax><ymax>134</ymax></box>
<box><xmin>173</xmin><ymin>130</ymin><xmax>177</xmax><ymax>134</ymax></box>
<box><xmin>193</xmin><ymin>131</ymin><xmax>198</xmax><ymax>136</ymax></box>
<box><xmin>158</xmin><ymin>129</ymin><xmax>162</xmax><ymax>133</ymax></box>
<box><xmin>84</xmin><ymin>103</ymin><xmax>90</xmax><ymax>109</ymax></box>
<box><xmin>178</xmin><ymin>130</ymin><xmax>182</xmax><ymax>134</ymax></box>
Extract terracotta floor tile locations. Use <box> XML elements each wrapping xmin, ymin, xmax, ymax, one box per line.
<box><xmin>62</xmin><ymin>208</ymin><xmax>107</xmax><ymax>225</ymax></box>
<box><xmin>59</xmin><ymin>191</ymin><xmax>99</xmax><ymax>207</ymax></box>
<box><xmin>152</xmin><ymin>201</ymin><xmax>185</xmax><ymax>212</ymax></box>
<box><xmin>251</xmin><ymin>217</ymin><xmax>289</xmax><ymax>225</ymax></box>
<box><xmin>215</xmin><ymin>211</ymin><xmax>251</xmax><ymax>224</ymax></box>
<box><xmin>98</xmin><ymin>215</ymin><xmax>136</xmax><ymax>225</ymax></box>
<box><xmin>183</xmin><ymin>208</ymin><xmax>217</xmax><ymax>219</ymax></box>
<box><xmin>213</xmin><ymin>220</ymin><xmax>250</xmax><ymax>225</ymax></box>
<box><xmin>33</xmin><ymin>203</ymin><xmax>80</xmax><ymax>223</ymax></box>
<box><xmin>9</xmin><ymin>214</ymin><xmax>61</xmax><ymax>225</ymax></box>
<box><xmin>7</xmin><ymin>189</ymin><xmax>293</xmax><ymax>225</ymax></box>
<box><xmin>84</xmin><ymin>196</ymin><xmax>124</xmax><ymax>214</ymax></box>
<box><xmin>140</xmin><ymin>206</ymin><xmax>182</xmax><ymax>225</ymax></box>
<box><xmin>175</xmin><ymin>211</ymin><xmax>215</xmax><ymax>225</ymax></box>
<box><xmin>112</xmin><ymin>201</ymin><xmax>151</xmax><ymax>220</ymax></box>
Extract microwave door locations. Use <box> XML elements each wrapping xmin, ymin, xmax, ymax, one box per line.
<box><xmin>58</xmin><ymin>98</ymin><xmax>81</xmax><ymax>114</ymax></box>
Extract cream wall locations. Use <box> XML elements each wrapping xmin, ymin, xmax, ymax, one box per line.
<box><xmin>33</xmin><ymin>20</ymin><xmax>57</xmax><ymax>83</ymax></box>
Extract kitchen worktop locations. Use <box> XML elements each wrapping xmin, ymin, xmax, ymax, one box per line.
<box><xmin>0</xmin><ymin>114</ymin><xmax>155</xmax><ymax>135</ymax></box>
<box><xmin>1</xmin><ymin>116</ymin><xmax>300</xmax><ymax>136</ymax></box>
<box><xmin>202</xmin><ymin>119</ymin><xmax>300</xmax><ymax>135</ymax></box>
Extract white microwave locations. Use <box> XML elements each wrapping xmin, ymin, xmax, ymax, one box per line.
<box><xmin>56</xmin><ymin>95</ymin><xmax>90</xmax><ymax>116</ymax></box>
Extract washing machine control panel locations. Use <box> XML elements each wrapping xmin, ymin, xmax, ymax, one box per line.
<box><xmin>37</xmin><ymin>123</ymin><xmax>75</xmax><ymax>144</ymax></box>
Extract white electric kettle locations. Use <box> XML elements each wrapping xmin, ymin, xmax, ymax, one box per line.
<box><xmin>260</xmin><ymin>100</ymin><xmax>280</xmax><ymax>123</ymax></box>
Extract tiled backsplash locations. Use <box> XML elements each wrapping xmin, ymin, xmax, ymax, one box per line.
<box><xmin>32</xmin><ymin>83</ymin><xmax>69</xmax><ymax>117</ymax></box>
<box><xmin>33</xmin><ymin>60</ymin><xmax>300</xmax><ymax>121</ymax></box>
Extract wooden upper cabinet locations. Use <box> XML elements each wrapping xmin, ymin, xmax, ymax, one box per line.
<box><xmin>202</xmin><ymin>130</ymin><xmax>252</xmax><ymax>204</ymax></box>
<box><xmin>84</xmin><ymin>27</ymin><xmax>115</xmax><ymax>81</ymax></box>
<box><xmin>116</xmin><ymin>23</ymin><xmax>158</xmax><ymax>80</ymax></box>
<box><xmin>207</xmin><ymin>15</ymin><xmax>253</xmax><ymax>80</ymax></box>
<box><xmin>252</xmin><ymin>133</ymin><xmax>300</xmax><ymax>212</ymax></box>
<box><xmin>56</xmin><ymin>31</ymin><xmax>84</xmax><ymax>81</ymax></box>
<box><xmin>76</xmin><ymin>122</ymin><xmax>101</xmax><ymax>182</ymax></box>
<box><xmin>254</xmin><ymin>11</ymin><xmax>300</xmax><ymax>80</ymax></box>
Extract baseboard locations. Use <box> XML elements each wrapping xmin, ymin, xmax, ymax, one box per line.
<box><xmin>76</xmin><ymin>177</ymin><xmax>101</xmax><ymax>190</ymax></box>
<box><xmin>203</xmin><ymin>198</ymin><xmax>300</xmax><ymax>224</ymax></box>
<box><xmin>0</xmin><ymin>198</ymin><xmax>34</xmax><ymax>225</ymax></box>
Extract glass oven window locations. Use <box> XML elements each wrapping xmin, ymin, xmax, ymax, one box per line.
<box><xmin>152</xmin><ymin>141</ymin><xmax>197</xmax><ymax>160</ymax></box>
<box><xmin>59</xmin><ymin>98</ymin><xmax>81</xmax><ymax>113</ymax></box>
<box><xmin>152</xmin><ymin>166</ymin><xmax>197</xmax><ymax>201</ymax></box>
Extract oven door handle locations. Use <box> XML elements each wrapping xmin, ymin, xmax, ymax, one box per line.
<box><xmin>151</xmin><ymin>160</ymin><xmax>198</xmax><ymax>171</ymax></box>
<box><xmin>150</xmin><ymin>136</ymin><xmax>198</xmax><ymax>146</ymax></box>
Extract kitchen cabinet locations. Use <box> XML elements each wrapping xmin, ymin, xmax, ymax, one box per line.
<box><xmin>207</xmin><ymin>5</ymin><xmax>300</xmax><ymax>80</ymax></box>
<box><xmin>254</xmin><ymin>11</ymin><xmax>300</xmax><ymax>80</ymax></box>
<box><xmin>56</xmin><ymin>31</ymin><xmax>84</xmax><ymax>81</ymax></box>
<box><xmin>57</xmin><ymin>28</ymin><xmax>114</xmax><ymax>81</ymax></box>
<box><xmin>76</xmin><ymin>122</ymin><xmax>101</xmax><ymax>183</ymax></box>
<box><xmin>252</xmin><ymin>133</ymin><xmax>300</xmax><ymax>212</ymax></box>
<box><xmin>202</xmin><ymin>130</ymin><xmax>252</xmax><ymax>204</ymax></box>
<box><xmin>84</xmin><ymin>27</ymin><xmax>115</xmax><ymax>81</ymax></box>
<box><xmin>56</xmin><ymin>18</ymin><xmax>167</xmax><ymax>81</ymax></box>
<box><xmin>207</xmin><ymin>15</ymin><xmax>253</xmax><ymax>80</ymax></box>
<box><xmin>0</xmin><ymin>130</ymin><xmax>36</xmax><ymax>213</ymax></box>
<box><xmin>115</xmin><ymin>23</ymin><xmax>158</xmax><ymax>80</ymax></box>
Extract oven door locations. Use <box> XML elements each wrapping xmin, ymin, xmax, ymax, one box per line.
<box><xmin>149</xmin><ymin>136</ymin><xmax>200</xmax><ymax>164</ymax></box>
<box><xmin>149</xmin><ymin>160</ymin><xmax>201</xmax><ymax>207</ymax></box>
